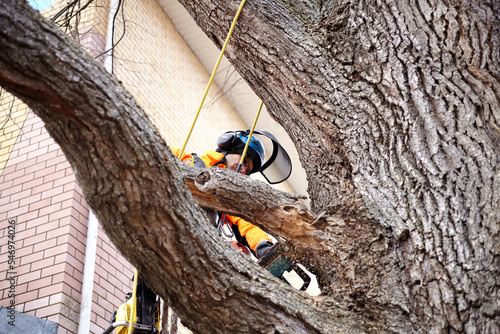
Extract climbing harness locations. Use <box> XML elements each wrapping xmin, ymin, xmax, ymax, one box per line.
<box><xmin>178</xmin><ymin>0</ymin><xmax>247</xmax><ymax>158</ymax></box>
<box><xmin>216</xmin><ymin>213</ymin><xmax>235</xmax><ymax>238</ymax></box>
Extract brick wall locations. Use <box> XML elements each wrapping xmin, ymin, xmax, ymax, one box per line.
<box><xmin>112</xmin><ymin>0</ymin><xmax>247</xmax><ymax>153</ymax></box>
<box><xmin>0</xmin><ymin>111</ymin><xmax>87</xmax><ymax>333</ymax></box>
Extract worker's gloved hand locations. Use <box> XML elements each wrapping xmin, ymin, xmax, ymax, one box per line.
<box><xmin>255</xmin><ymin>240</ymin><xmax>275</xmax><ymax>260</ymax></box>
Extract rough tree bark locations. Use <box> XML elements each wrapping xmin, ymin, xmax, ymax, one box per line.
<box><xmin>0</xmin><ymin>0</ymin><xmax>498</xmax><ymax>333</ymax></box>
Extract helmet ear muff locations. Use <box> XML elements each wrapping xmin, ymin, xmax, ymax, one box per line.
<box><xmin>217</xmin><ymin>131</ymin><xmax>238</xmax><ymax>151</ymax></box>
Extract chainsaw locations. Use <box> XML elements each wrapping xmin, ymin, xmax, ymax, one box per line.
<box><xmin>102</xmin><ymin>276</ymin><xmax>161</xmax><ymax>334</ymax></box>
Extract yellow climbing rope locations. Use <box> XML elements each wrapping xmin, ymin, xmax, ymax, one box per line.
<box><xmin>178</xmin><ymin>0</ymin><xmax>247</xmax><ymax>157</ymax></box>
<box><xmin>127</xmin><ymin>269</ymin><xmax>139</xmax><ymax>334</ymax></box>
<box><xmin>237</xmin><ymin>100</ymin><xmax>264</xmax><ymax>172</ymax></box>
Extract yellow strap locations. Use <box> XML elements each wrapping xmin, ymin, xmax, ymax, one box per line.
<box><xmin>127</xmin><ymin>269</ymin><xmax>139</xmax><ymax>334</ymax></box>
<box><xmin>178</xmin><ymin>0</ymin><xmax>247</xmax><ymax>157</ymax></box>
<box><xmin>237</xmin><ymin>101</ymin><xmax>264</xmax><ymax>172</ymax></box>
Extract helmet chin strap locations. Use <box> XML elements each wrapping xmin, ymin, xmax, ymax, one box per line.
<box><xmin>236</xmin><ymin>101</ymin><xmax>263</xmax><ymax>173</ymax></box>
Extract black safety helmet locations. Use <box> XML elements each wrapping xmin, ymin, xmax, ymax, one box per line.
<box><xmin>216</xmin><ymin>130</ymin><xmax>292</xmax><ymax>184</ymax></box>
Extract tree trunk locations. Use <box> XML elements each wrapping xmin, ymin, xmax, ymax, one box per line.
<box><xmin>0</xmin><ymin>0</ymin><xmax>498</xmax><ymax>333</ymax></box>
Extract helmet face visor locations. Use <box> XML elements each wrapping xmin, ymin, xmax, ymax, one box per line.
<box><xmin>218</xmin><ymin>130</ymin><xmax>292</xmax><ymax>184</ymax></box>
<box><xmin>253</xmin><ymin>130</ymin><xmax>292</xmax><ymax>184</ymax></box>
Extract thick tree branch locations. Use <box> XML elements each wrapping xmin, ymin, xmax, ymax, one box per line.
<box><xmin>1</xmin><ymin>0</ymin><xmax>498</xmax><ymax>332</ymax></box>
<box><xmin>0</xmin><ymin>1</ymin><xmax>369</xmax><ymax>333</ymax></box>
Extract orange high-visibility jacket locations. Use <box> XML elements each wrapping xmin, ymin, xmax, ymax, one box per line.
<box><xmin>171</xmin><ymin>148</ymin><xmax>271</xmax><ymax>251</ymax></box>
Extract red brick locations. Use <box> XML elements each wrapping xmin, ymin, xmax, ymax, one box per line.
<box><xmin>21</xmin><ymin>177</ymin><xmax>45</xmax><ymax>192</ymax></box>
<box><xmin>8</xmin><ymin>154</ymin><xmax>30</xmax><ymax>166</ymax></box>
<box><xmin>49</xmin><ymin>292</ymin><xmax>63</xmax><ymax>305</ymax></box>
<box><xmin>31</xmin><ymin>181</ymin><xmax>55</xmax><ymax>195</ymax></box>
<box><xmin>29</xmin><ymin>276</ymin><xmax>53</xmax><ymax>293</ymax></box>
<box><xmin>47</xmin><ymin>143</ymin><xmax>60</xmax><ymax>152</ymax></box>
<box><xmin>12</xmin><ymin>173</ymin><xmax>35</xmax><ymax>187</ymax></box>
<box><xmin>9</xmin><ymin>188</ymin><xmax>33</xmax><ymax>202</ymax></box>
<box><xmin>43</xmin><ymin>169</ymin><xmax>66</xmax><ymax>184</ymax></box>
<box><xmin>34</xmin><ymin>238</ymin><xmax>58</xmax><ymax>253</ymax></box>
<box><xmin>30</xmin><ymin>119</ymin><xmax>46</xmax><ymax>130</ymax></box>
<box><xmin>106</xmin><ymin>293</ymin><xmax>122</xmax><ymax>310</ymax></box>
<box><xmin>44</xmin><ymin>154</ymin><xmax>67</xmax><ymax>167</ymax></box>
<box><xmin>15</xmin><ymin>244</ymin><xmax>34</xmax><ymax>258</ymax></box>
<box><xmin>70</xmin><ymin>221</ymin><xmax>88</xmax><ymax>240</ymax></box>
<box><xmin>56</xmin><ymin>231</ymin><xmax>70</xmax><ymax>245</ymax></box>
<box><xmin>41</xmin><ymin>185</ymin><xmax>64</xmax><ymax>199</ymax></box>
<box><xmin>89</xmin><ymin>322</ymin><xmax>103</xmax><ymax>334</ymax></box>
<box><xmin>19</xmin><ymin>193</ymin><xmax>42</xmax><ymax>207</ymax></box>
<box><xmin>5</xmin><ymin>204</ymin><xmax>30</xmax><ymax>219</ymax></box>
<box><xmin>54</xmin><ymin>254</ymin><xmax>66</xmax><ymax>264</ymax></box>
<box><xmin>55</xmin><ymin>160</ymin><xmax>71</xmax><ymax>171</ymax></box>
<box><xmin>35</xmin><ymin>303</ymin><xmax>60</xmax><ymax>318</ymax></box>
<box><xmin>95</xmin><ymin>313</ymin><xmax>112</xmax><ymax>331</ymax></box>
<box><xmin>38</xmin><ymin>136</ymin><xmax>55</xmax><ymax>149</ymax></box>
<box><xmin>34</xmin><ymin>165</ymin><xmax>57</xmax><ymax>179</ymax></box>
<box><xmin>97</xmin><ymin>276</ymin><xmax>116</xmax><ymax>295</ymax></box>
<box><xmin>27</xmin><ymin>146</ymin><xmax>50</xmax><ymax>160</ymax></box>
<box><xmin>39</xmin><ymin>202</ymin><xmax>62</xmax><ymax>217</ymax></box>
<box><xmin>14</xmin><ymin>282</ymin><xmax>28</xmax><ymax>295</ymax></box>
<box><xmin>0</xmin><ymin>183</ymin><xmax>22</xmax><ymax>196</ymax></box>
<box><xmin>46</xmin><ymin>226</ymin><xmax>70</xmax><ymax>240</ymax></box>
<box><xmin>12</xmin><ymin>157</ymin><xmax>38</xmax><ymax>171</ymax></box>
<box><xmin>20</xmin><ymin>250</ymin><xmax>44</xmax><ymax>266</ymax></box>
<box><xmin>53</xmin><ymin>175</ymin><xmax>76</xmax><ymax>187</ymax></box>
<box><xmin>17</xmin><ymin>269</ymin><xmax>41</xmax><ymax>285</ymax></box>
<box><xmin>17</xmin><ymin>144</ymin><xmax>39</xmax><ymax>157</ymax></box>
<box><xmin>0</xmin><ymin>199</ymin><xmax>20</xmax><ymax>213</ymax></box>
<box><xmin>95</xmin><ymin>295</ymin><xmax>114</xmax><ymax>317</ymax></box>
<box><xmin>70</xmin><ymin>266</ymin><xmax>84</xmax><ymax>283</ymax></box>
<box><xmin>92</xmin><ymin>281</ymin><xmax>108</xmax><ymax>299</ymax></box>
<box><xmin>24</xmin><ymin>296</ymin><xmax>50</xmax><ymax>312</ymax></box>
<box><xmin>1</xmin><ymin>165</ymin><xmax>17</xmax><ymax>177</ymax></box>
<box><xmin>23</xmin><ymin>127</ymin><xmax>41</xmax><ymax>139</ymax></box>
<box><xmin>48</xmin><ymin>207</ymin><xmax>74</xmax><ymax>222</ymax></box>
<box><xmin>66</xmin><ymin>244</ymin><xmax>77</xmax><ymax>258</ymax></box>
<box><xmin>25</xmin><ymin>215</ymin><xmax>49</xmax><ymax>230</ymax></box>
<box><xmin>51</xmin><ymin>191</ymin><xmax>74</xmax><ymax>205</ymax></box>
<box><xmin>71</xmin><ymin>198</ymin><xmax>90</xmax><ymax>218</ymax></box>
<box><xmin>36</xmin><ymin>220</ymin><xmax>61</xmax><ymax>234</ymax></box>
<box><xmin>4</xmin><ymin>168</ymin><xmax>26</xmax><ymax>181</ymax></box>
<box><xmin>74</xmin><ymin>248</ymin><xmax>85</xmax><ymax>265</ymax></box>
<box><xmin>41</xmin><ymin>262</ymin><xmax>67</xmax><ymax>278</ymax></box>
<box><xmin>44</xmin><ymin>244</ymin><xmax>69</xmax><ymax>258</ymax></box>
<box><xmin>56</xmin><ymin>313</ymin><xmax>78</xmax><ymax>333</ymax></box>
<box><xmin>38</xmin><ymin>282</ymin><xmax>66</xmax><ymax>298</ymax></box>
<box><xmin>24</xmin><ymin>162</ymin><xmax>48</xmax><ymax>176</ymax></box>
<box><xmin>51</xmin><ymin>272</ymin><xmax>66</xmax><ymax>285</ymax></box>
<box><xmin>16</xmin><ymin>289</ymin><xmax>39</xmax><ymax>305</ymax></box>
<box><xmin>22</xmin><ymin>233</ymin><xmax>49</xmax><ymax>248</ymax></box>
<box><xmin>36</xmin><ymin>150</ymin><xmax>59</xmax><ymax>164</ymax></box>
<box><xmin>17</xmin><ymin>209</ymin><xmax>41</xmax><ymax>224</ymax></box>
<box><xmin>69</xmin><ymin>287</ymin><xmax>81</xmax><ymax>302</ymax></box>
<box><xmin>30</xmin><ymin>256</ymin><xmax>56</xmax><ymax>271</ymax></box>
<box><xmin>67</xmin><ymin>235</ymin><xmax>86</xmax><ymax>254</ymax></box>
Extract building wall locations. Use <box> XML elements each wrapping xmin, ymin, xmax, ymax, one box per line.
<box><xmin>1</xmin><ymin>0</ymin><xmax>249</xmax><ymax>333</ymax></box>
<box><xmin>0</xmin><ymin>111</ymin><xmax>89</xmax><ymax>333</ymax></box>
<box><xmin>112</xmin><ymin>0</ymin><xmax>247</xmax><ymax>152</ymax></box>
